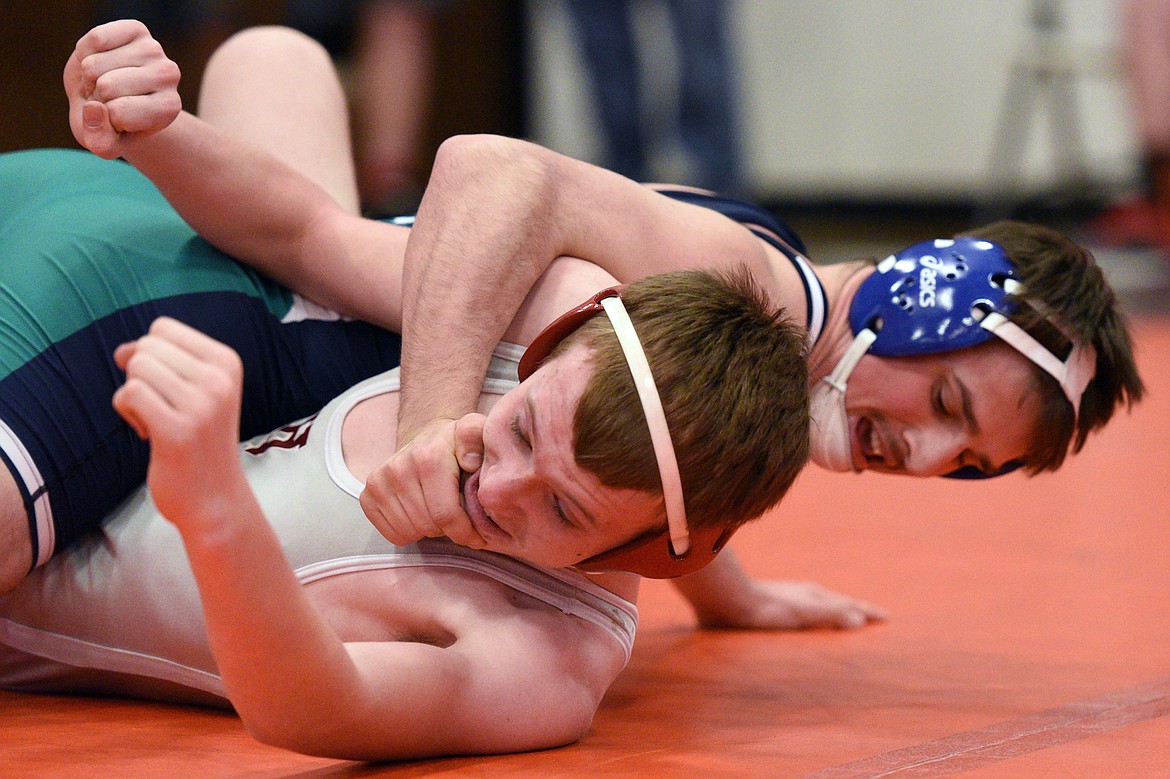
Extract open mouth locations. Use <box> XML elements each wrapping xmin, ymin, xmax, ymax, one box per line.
<box><xmin>855</xmin><ymin>416</ymin><xmax>881</xmax><ymax>470</ymax></box>
<box><xmin>856</xmin><ymin>416</ymin><xmax>900</xmax><ymax>471</ymax></box>
<box><xmin>462</xmin><ymin>469</ymin><xmax>511</xmax><ymax>542</ymax></box>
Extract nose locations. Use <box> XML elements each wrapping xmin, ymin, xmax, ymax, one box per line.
<box><xmin>901</xmin><ymin>425</ymin><xmax>966</xmax><ymax>477</ymax></box>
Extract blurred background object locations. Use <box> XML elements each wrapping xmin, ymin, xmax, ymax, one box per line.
<box><xmin>0</xmin><ymin>0</ymin><xmax>526</xmax><ymax>215</ymax></box>
<box><xmin>561</xmin><ymin>0</ymin><xmax>744</xmax><ymax>195</ymax></box>
<box><xmin>280</xmin><ymin>0</ymin><xmax>500</xmax><ymax>213</ymax></box>
<box><xmin>4</xmin><ymin>0</ymin><xmax>1165</xmax><ymax>308</ymax></box>
<box><xmin>1085</xmin><ymin>0</ymin><xmax>1170</xmax><ymax>258</ymax></box>
<box><xmin>977</xmin><ymin>0</ymin><xmax>1122</xmax><ymax>224</ymax></box>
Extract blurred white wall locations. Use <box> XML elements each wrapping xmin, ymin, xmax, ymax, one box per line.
<box><xmin>527</xmin><ymin>0</ymin><xmax>1139</xmax><ymax>202</ymax></box>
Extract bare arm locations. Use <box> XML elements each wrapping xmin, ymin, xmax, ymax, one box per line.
<box><xmin>112</xmin><ymin>319</ymin><xmax>617</xmax><ymax>759</ymax></box>
<box><xmin>361</xmin><ymin>135</ymin><xmax>778</xmax><ymax>549</ymax></box>
<box><xmin>396</xmin><ymin>133</ymin><xmax>777</xmax><ymax>443</ymax></box>
<box><xmin>68</xmin><ymin>20</ymin><xmax>875</xmax><ymax>639</ymax></box>
<box><xmin>121</xmin><ymin>114</ymin><xmax>407</xmax><ymax>331</ymax></box>
<box><xmin>65</xmin><ymin>20</ymin><xmax>405</xmax><ymax>331</ymax></box>
<box><xmin>673</xmin><ymin>550</ymin><xmax>886</xmax><ymax>631</ymax></box>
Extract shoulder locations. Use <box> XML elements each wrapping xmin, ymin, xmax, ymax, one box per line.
<box><xmin>342</xmin><ymin>564</ymin><xmax>627</xmax><ymax>744</ymax></box>
<box><xmin>647</xmin><ymin>185</ymin><xmax>820</xmax><ymax>327</ymax></box>
<box><xmin>442</xmin><ymin>574</ymin><xmax>627</xmax><ymax>741</ymax></box>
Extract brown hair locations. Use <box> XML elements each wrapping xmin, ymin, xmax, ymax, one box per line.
<box><xmin>958</xmin><ymin>221</ymin><xmax>1144</xmax><ymax>473</ymax></box>
<box><xmin>556</xmin><ymin>267</ymin><xmax>809</xmax><ymax>532</ymax></box>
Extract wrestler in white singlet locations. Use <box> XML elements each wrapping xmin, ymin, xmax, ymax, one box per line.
<box><xmin>0</xmin><ymin>348</ymin><xmax>638</xmax><ymax>706</ymax></box>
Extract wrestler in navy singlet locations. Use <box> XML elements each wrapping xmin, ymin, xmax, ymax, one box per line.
<box><xmin>0</xmin><ymin>149</ymin><xmax>402</xmax><ymax>565</ymax></box>
<box><xmin>0</xmin><ymin>150</ymin><xmax>820</xmax><ymax>569</ymax></box>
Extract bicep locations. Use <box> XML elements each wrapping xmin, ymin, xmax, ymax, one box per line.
<box><xmin>330</xmin><ymin>618</ymin><xmax>621</xmax><ymax>760</ymax></box>
<box><xmin>438</xmin><ymin>136</ymin><xmax>780</xmax><ymax>297</ymax></box>
<box><xmin>552</xmin><ymin>156</ymin><xmax>779</xmax><ymax>292</ymax></box>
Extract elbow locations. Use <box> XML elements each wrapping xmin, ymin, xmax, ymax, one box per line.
<box><xmin>432</xmin><ymin>133</ymin><xmax>531</xmax><ymax>171</ymax></box>
<box><xmin>429</xmin><ymin>135</ymin><xmax>558</xmax><ymax>204</ymax></box>
<box><xmin>238</xmin><ymin>713</ymin><xmax>310</xmax><ymax>756</ymax></box>
<box><xmin>561</xmin><ymin>705</ymin><xmax>598</xmax><ymax>746</ymax></box>
<box><xmin>457</xmin><ymin>684</ymin><xmax>601</xmax><ymax>757</ymax></box>
<box><xmin>238</xmin><ymin>710</ymin><xmax>351</xmax><ymax>760</ymax></box>
<box><xmin>504</xmin><ymin>708</ymin><xmax>595</xmax><ymax>756</ymax></box>
<box><xmin>530</xmin><ymin>686</ymin><xmax>602</xmax><ymax>752</ymax></box>
<box><xmin>430</xmin><ymin>135</ymin><xmax>513</xmax><ymax>182</ymax></box>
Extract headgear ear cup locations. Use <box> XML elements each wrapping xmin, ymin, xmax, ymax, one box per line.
<box><xmin>517</xmin><ymin>289</ymin><xmax>619</xmax><ymax>382</ymax></box>
<box><xmin>850</xmin><ymin>238</ymin><xmax>1012</xmax><ymax>357</ymax></box>
<box><xmin>575</xmin><ymin>522</ymin><xmax>736</xmax><ymax>579</ymax></box>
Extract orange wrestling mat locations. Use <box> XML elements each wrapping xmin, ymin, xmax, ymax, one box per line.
<box><xmin>5</xmin><ymin>316</ymin><xmax>1169</xmax><ymax>778</ymax></box>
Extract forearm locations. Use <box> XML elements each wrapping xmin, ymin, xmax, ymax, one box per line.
<box><xmin>395</xmin><ymin>134</ymin><xmax>776</xmax><ymax>442</ymax></box>
<box><xmin>120</xmin><ymin>112</ymin><xmax>339</xmax><ymax>297</ymax></box>
<box><xmin>67</xmin><ymin>21</ymin><xmax>407</xmax><ymax>329</ymax></box>
<box><xmin>397</xmin><ymin>135</ymin><xmax>571</xmax><ymax>440</ymax></box>
<box><xmin>671</xmin><ymin>549</ymin><xmax>756</xmax><ymax>626</ymax></box>
<box><xmin>180</xmin><ymin>489</ymin><xmax>591</xmax><ymax>760</ymax></box>
<box><xmin>672</xmin><ymin>548</ymin><xmax>888</xmax><ymax>631</ymax></box>
<box><xmin>176</xmin><ymin>486</ymin><xmax>378</xmax><ymax>754</ymax></box>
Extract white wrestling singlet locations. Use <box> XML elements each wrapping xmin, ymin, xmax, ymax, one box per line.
<box><xmin>0</xmin><ymin>347</ymin><xmax>638</xmax><ymax>706</ymax></box>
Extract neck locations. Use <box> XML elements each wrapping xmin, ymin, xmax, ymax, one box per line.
<box><xmin>808</xmin><ymin>262</ymin><xmax>874</xmax><ymax>385</ymax></box>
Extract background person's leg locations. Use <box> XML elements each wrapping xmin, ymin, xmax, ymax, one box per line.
<box><xmin>668</xmin><ymin>0</ymin><xmax>743</xmax><ymax>196</ymax></box>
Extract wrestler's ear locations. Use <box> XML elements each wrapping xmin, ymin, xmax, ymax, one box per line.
<box><xmin>454</xmin><ymin>413</ymin><xmax>486</xmax><ymax>473</ymax></box>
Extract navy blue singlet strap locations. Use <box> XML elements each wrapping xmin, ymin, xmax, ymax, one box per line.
<box><xmin>654</xmin><ymin>187</ymin><xmax>808</xmax><ymax>255</ymax></box>
<box><xmin>654</xmin><ymin>187</ymin><xmax>828</xmax><ymax>347</ymax></box>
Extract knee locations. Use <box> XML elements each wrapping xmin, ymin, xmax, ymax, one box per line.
<box><xmin>206</xmin><ymin>26</ymin><xmax>334</xmax><ymax>80</ymax></box>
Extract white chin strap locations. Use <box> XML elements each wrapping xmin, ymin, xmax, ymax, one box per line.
<box><xmin>809</xmin><ymin>328</ymin><xmax>876</xmax><ymax>472</ymax></box>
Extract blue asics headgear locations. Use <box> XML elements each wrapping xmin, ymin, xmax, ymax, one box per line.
<box><xmin>849</xmin><ymin>238</ymin><xmax>1015</xmax><ymax>358</ymax></box>
<box><xmin>847</xmin><ymin>238</ymin><xmax>1096</xmax><ymax>479</ymax></box>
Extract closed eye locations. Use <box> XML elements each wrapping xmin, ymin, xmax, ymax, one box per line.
<box><xmin>511</xmin><ymin>416</ymin><xmax>530</xmax><ymax>448</ymax></box>
<box><xmin>933</xmin><ymin>384</ymin><xmax>952</xmax><ymax>418</ymax></box>
<box><xmin>514</xmin><ymin>411</ymin><xmax>574</xmax><ymax>527</ymax></box>
<box><xmin>553</xmin><ymin>498</ymin><xmax>574</xmax><ymax>527</ymax></box>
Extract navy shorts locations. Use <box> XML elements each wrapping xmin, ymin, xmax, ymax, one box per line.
<box><xmin>0</xmin><ymin>149</ymin><xmax>402</xmax><ymax>565</ymax></box>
